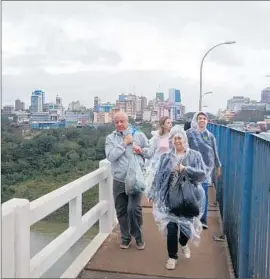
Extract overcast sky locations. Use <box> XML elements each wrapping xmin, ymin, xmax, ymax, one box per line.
<box><xmin>2</xmin><ymin>1</ymin><xmax>270</xmax><ymax>113</ymax></box>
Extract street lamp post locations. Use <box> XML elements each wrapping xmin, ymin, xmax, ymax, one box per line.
<box><xmin>199</xmin><ymin>41</ymin><xmax>236</xmax><ymax>111</ymax></box>
<box><xmin>203</xmin><ymin>91</ymin><xmax>213</xmax><ymax>97</ymax></box>
<box><xmin>202</xmin><ymin>91</ymin><xmax>214</xmax><ymax>108</ymax></box>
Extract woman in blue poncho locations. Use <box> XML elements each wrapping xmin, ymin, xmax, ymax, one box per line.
<box><xmin>186</xmin><ymin>111</ymin><xmax>221</xmax><ymax>229</ymax></box>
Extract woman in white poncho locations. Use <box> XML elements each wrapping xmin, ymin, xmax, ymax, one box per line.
<box><xmin>147</xmin><ymin>125</ymin><xmax>206</xmax><ymax>270</ymax></box>
<box><xmin>133</xmin><ymin>116</ymin><xmax>173</xmax><ymax>194</ymax></box>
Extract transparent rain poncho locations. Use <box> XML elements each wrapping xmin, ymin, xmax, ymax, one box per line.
<box><xmin>147</xmin><ymin>125</ymin><xmax>207</xmax><ymax>246</ymax></box>
<box><xmin>143</xmin><ymin>131</ymin><xmax>172</xmax><ymax>196</ymax></box>
<box><xmin>190</xmin><ymin>111</ymin><xmax>208</xmax><ymax>130</ymax></box>
<box><xmin>187</xmin><ymin>112</ymin><xmax>221</xmax><ymax>184</ymax></box>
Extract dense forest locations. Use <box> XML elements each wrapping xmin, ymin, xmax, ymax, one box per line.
<box><xmin>1</xmin><ymin>116</ymin><xmax>152</xmax><ymax>221</ymax></box>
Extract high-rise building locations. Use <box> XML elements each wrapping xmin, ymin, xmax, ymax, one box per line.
<box><xmin>261</xmin><ymin>87</ymin><xmax>270</xmax><ymax>104</ymax></box>
<box><xmin>93</xmin><ymin>112</ymin><xmax>112</xmax><ymax>124</ymax></box>
<box><xmin>227</xmin><ymin>96</ymin><xmax>250</xmax><ymax>112</ymax></box>
<box><xmin>43</xmin><ymin>102</ymin><xmax>60</xmax><ymax>112</ymax></box>
<box><xmin>116</xmin><ymin>100</ymin><xmax>136</xmax><ymax>119</ymax></box>
<box><xmin>135</xmin><ymin>96</ymin><xmax>147</xmax><ymax>112</ymax></box>
<box><xmin>31</xmin><ymin>90</ymin><xmax>44</xmax><ymax>113</ymax></box>
<box><xmin>32</xmin><ymin>90</ymin><xmax>45</xmax><ymax>105</ymax></box>
<box><xmin>241</xmin><ymin>102</ymin><xmax>266</xmax><ymax>111</ymax></box>
<box><xmin>119</xmin><ymin>94</ymin><xmax>125</xmax><ymax>101</ymax></box>
<box><xmin>94</xmin><ymin>96</ymin><xmax>100</xmax><ymax>106</ymax></box>
<box><xmin>15</xmin><ymin>99</ymin><xmax>26</xmax><ymax>111</ymax></box>
<box><xmin>169</xmin><ymin>88</ymin><xmax>181</xmax><ymax>103</ymax></box>
<box><xmin>94</xmin><ymin>97</ymin><xmax>101</xmax><ymax>112</ymax></box>
<box><xmin>56</xmin><ymin>95</ymin><xmax>62</xmax><ymax>106</ymax></box>
<box><xmin>140</xmin><ymin>96</ymin><xmax>147</xmax><ymax>109</ymax></box>
<box><xmin>136</xmin><ymin>97</ymin><xmax>142</xmax><ymax>112</ymax></box>
<box><xmin>116</xmin><ymin>94</ymin><xmax>137</xmax><ymax>118</ymax></box>
<box><xmin>3</xmin><ymin>105</ymin><xmax>14</xmax><ymax>115</ymax></box>
<box><xmin>68</xmin><ymin>101</ymin><xmax>81</xmax><ymax>111</ymax></box>
<box><xmin>99</xmin><ymin>103</ymin><xmax>114</xmax><ymax>112</ymax></box>
<box><xmin>15</xmin><ymin>99</ymin><xmax>21</xmax><ymax>111</ymax></box>
<box><xmin>156</xmin><ymin>92</ymin><xmax>164</xmax><ymax>102</ymax></box>
<box><xmin>168</xmin><ymin>88</ymin><xmax>182</xmax><ymax>121</ymax></box>
<box><xmin>148</xmin><ymin>99</ymin><xmax>156</xmax><ymax>109</ymax></box>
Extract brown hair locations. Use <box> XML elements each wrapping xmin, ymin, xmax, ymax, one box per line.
<box><xmin>196</xmin><ymin>112</ymin><xmax>208</xmax><ymax>120</ymax></box>
<box><xmin>158</xmin><ymin>116</ymin><xmax>170</xmax><ymax>136</ymax></box>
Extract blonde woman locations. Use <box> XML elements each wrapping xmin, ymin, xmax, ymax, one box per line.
<box><xmin>133</xmin><ymin>116</ymin><xmax>173</xmax><ymax>193</ymax></box>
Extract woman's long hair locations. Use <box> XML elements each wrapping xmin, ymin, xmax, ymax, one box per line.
<box><xmin>158</xmin><ymin>116</ymin><xmax>171</xmax><ymax>136</ymax></box>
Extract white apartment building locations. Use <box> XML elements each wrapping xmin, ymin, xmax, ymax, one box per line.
<box><xmin>93</xmin><ymin>111</ymin><xmax>112</xmax><ymax>124</ymax></box>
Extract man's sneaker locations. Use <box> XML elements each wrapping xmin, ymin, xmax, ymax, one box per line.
<box><xmin>202</xmin><ymin>223</ymin><xmax>208</xmax><ymax>230</ymax></box>
<box><xmin>166</xmin><ymin>258</ymin><xmax>177</xmax><ymax>270</ymax></box>
<box><xmin>120</xmin><ymin>240</ymin><xmax>131</xmax><ymax>249</ymax></box>
<box><xmin>136</xmin><ymin>241</ymin><xmax>145</xmax><ymax>250</ymax></box>
<box><xmin>182</xmin><ymin>245</ymin><xmax>191</xmax><ymax>258</ymax></box>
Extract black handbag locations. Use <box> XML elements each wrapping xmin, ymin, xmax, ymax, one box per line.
<box><xmin>167</xmin><ymin>172</ymin><xmax>200</xmax><ymax>218</ymax></box>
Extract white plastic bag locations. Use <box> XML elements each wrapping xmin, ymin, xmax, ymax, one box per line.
<box><xmin>125</xmin><ymin>154</ymin><xmax>146</xmax><ymax>195</ymax></box>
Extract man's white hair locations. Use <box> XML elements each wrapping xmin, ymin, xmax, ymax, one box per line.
<box><xmin>113</xmin><ymin>111</ymin><xmax>129</xmax><ymax>121</ymax></box>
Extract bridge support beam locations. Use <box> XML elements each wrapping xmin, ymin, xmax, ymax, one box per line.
<box><xmin>69</xmin><ymin>195</ymin><xmax>82</xmax><ymax>227</ymax></box>
<box><xmin>2</xmin><ymin>198</ymin><xmax>30</xmax><ymax>278</ymax></box>
<box><xmin>99</xmin><ymin>160</ymin><xmax>114</xmax><ymax>234</ymax></box>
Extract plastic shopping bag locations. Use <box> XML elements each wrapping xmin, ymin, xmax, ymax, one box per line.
<box><xmin>125</xmin><ymin>154</ymin><xmax>146</xmax><ymax>195</ymax></box>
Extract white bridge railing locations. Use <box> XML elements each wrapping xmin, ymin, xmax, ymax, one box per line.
<box><xmin>1</xmin><ymin>159</ymin><xmax>117</xmax><ymax>278</ymax></box>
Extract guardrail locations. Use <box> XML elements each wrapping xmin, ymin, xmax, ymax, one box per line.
<box><xmin>1</xmin><ymin>159</ymin><xmax>117</xmax><ymax>278</ymax></box>
<box><xmin>208</xmin><ymin>123</ymin><xmax>270</xmax><ymax>278</ymax></box>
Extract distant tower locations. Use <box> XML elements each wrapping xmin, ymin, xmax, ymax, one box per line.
<box><xmin>261</xmin><ymin>87</ymin><xmax>270</xmax><ymax>104</ymax></box>
<box><xmin>56</xmin><ymin>94</ymin><xmax>62</xmax><ymax>106</ymax></box>
<box><xmin>31</xmin><ymin>90</ymin><xmax>45</xmax><ymax>113</ymax></box>
<box><xmin>15</xmin><ymin>99</ymin><xmax>21</xmax><ymax>111</ymax></box>
<box><xmin>94</xmin><ymin>96</ymin><xmax>101</xmax><ymax>112</ymax></box>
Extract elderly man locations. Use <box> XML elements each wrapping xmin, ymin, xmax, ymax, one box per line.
<box><xmin>105</xmin><ymin>111</ymin><xmax>149</xmax><ymax>249</ymax></box>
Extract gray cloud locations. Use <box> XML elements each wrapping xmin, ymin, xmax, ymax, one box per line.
<box><xmin>2</xmin><ymin>1</ymin><xmax>270</xmax><ymax>113</ymax></box>
<box><xmin>3</xmin><ymin>23</ymin><xmax>122</xmax><ymax>73</ymax></box>
<box><xmin>207</xmin><ymin>48</ymin><xmax>244</xmax><ymax>67</ymax></box>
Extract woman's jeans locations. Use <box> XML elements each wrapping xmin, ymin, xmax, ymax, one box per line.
<box><xmin>167</xmin><ymin>222</ymin><xmax>189</xmax><ymax>259</ymax></box>
<box><xmin>201</xmin><ymin>182</ymin><xmax>209</xmax><ymax>225</ymax></box>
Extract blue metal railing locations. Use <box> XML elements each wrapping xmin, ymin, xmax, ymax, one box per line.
<box><xmin>208</xmin><ymin>123</ymin><xmax>270</xmax><ymax>278</ymax></box>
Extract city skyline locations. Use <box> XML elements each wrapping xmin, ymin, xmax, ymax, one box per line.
<box><xmin>2</xmin><ymin>2</ymin><xmax>270</xmax><ymax>113</ymax></box>
<box><xmin>5</xmin><ymin>86</ymin><xmax>269</xmax><ymax>114</ymax></box>
<box><xmin>5</xmin><ymin>87</ymin><xmax>185</xmax><ymax>111</ymax></box>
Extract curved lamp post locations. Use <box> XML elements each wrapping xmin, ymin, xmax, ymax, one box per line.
<box><xmin>202</xmin><ymin>91</ymin><xmax>214</xmax><ymax>108</ymax></box>
<box><xmin>203</xmin><ymin>91</ymin><xmax>214</xmax><ymax>97</ymax></box>
<box><xmin>199</xmin><ymin>41</ymin><xmax>236</xmax><ymax>111</ymax></box>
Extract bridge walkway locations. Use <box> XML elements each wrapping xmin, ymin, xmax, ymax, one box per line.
<box><xmin>80</xmin><ymin>187</ymin><xmax>233</xmax><ymax>278</ymax></box>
